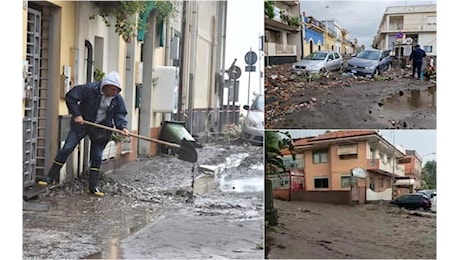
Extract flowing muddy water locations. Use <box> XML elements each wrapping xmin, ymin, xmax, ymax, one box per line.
<box><xmin>23</xmin><ymin>143</ymin><xmax>264</xmax><ymax>259</ymax></box>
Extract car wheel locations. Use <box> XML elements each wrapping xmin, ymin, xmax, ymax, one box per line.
<box><xmin>374</xmin><ymin>69</ymin><xmax>380</xmax><ymax>77</ymax></box>
<box><xmin>320</xmin><ymin>67</ymin><xmax>327</xmax><ymax>73</ymax></box>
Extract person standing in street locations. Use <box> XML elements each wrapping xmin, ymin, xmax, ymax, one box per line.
<box><xmin>409</xmin><ymin>44</ymin><xmax>426</xmax><ymax>79</ymax></box>
<box><xmin>38</xmin><ymin>71</ymin><xmax>130</xmax><ymax>196</ymax></box>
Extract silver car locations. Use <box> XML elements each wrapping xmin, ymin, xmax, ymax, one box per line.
<box><xmin>241</xmin><ymin>94</ymin><xmax>264</xmax><ymax>145</ymax></box>
<box><xmin>292</xmin><ymin>51</ymin><xmax>343</xmax><ymax>73</ymax></box>
<box><xmin>345</xmin><ymin>49</ymin><xmax>392</xmax><ymax>78</ymax></box>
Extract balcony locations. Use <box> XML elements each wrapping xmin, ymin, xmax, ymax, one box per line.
<box><xmin>367</xmin><ymin>159</ymin><xmax>405</xmax><ymax>177</ymax></box>
<box><xmin>265</xmin><ymin>42</ymin><xmax>297</xmax><ymax>57</ymax></box>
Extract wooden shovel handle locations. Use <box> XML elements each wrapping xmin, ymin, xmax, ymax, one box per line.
<box><xmin>82</xmin><ymin>120</ymin><xmax>180</xmax><ymax>148</ymax></box>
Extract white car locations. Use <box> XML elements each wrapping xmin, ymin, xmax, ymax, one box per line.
<box><xmin>241</xmin><ymin>94</ymin><xmax>264</xmax><ymax>145</ymax></box>
<box><xmin>292</xmin><ymin>51</ymin><xmax>343</xmax><ymax>73</ymax></box>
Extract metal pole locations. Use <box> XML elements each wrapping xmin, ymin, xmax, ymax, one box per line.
<box><xmin>247</xmin><ymin>48</ymin><xmax>252</xmax><ymax>105</ymax></box>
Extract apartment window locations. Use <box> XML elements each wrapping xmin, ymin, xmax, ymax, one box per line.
<box><xmin>313</xmin><ymin>149</ymin><xmax>328</xmax><ymax>164</ymax></box>
<box><xmin>314</xmin><ymin>177</ymin><xmax>329</xmax><ymax>188</ymax></box>
<box><xmin>423</xmin><ymin>46</ymin><xmax>433</xmax><ymax>53</ymax></box>
<box><xmin>338</xmin><ymin>144</ymin><xmax>358</xmax><ymax>160</ymax></box>
<box><xmin>340</xmin><ymin>154</ymin><xmax>358</xmax><ymax>160</ymax></box>
<box><xmin>341</xmin><ymin>175</ymin><xmax>351</xmax><ymax>188</ymax></box>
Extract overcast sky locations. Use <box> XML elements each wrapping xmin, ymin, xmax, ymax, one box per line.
<box><xmin>225</xmin><ymin>0</ymin><xmax>264</xmax><ymax>106</ymax></box>
<box><xmin>284</xmin><ymin>129</ymin><xmax>436</xmax><ymax>164</ymax></box>
<box><xmin>300</xmin><ymin>0</ymin><xmax>437</xmax><ymax>49</ymax></box>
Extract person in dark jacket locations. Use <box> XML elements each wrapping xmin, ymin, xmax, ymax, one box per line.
<box><xmin>38</xmin><ymin>71</ymin><xmax>130</xmax><ymax>196</ymax></box>
<box><xmin>409</xmin><ymin>44</ymin><xmax>426</xmax><ymax>79</ymax></box>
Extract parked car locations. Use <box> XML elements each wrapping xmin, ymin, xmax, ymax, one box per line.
<box><xmin>390</xmin><ymin>193</ymin><xmax>432</xmax><ymax>210</ymax></box>
<box><xmin>292</xmin><ymin>51</ymin><xmax>343</xmax><ymax>73</ymax></box>
<box><xmin>415</xmin><ymin>189</ymin><xmax>436</xmax><ymax>199</ymax></box>
<box><xmin>345</xmin><ymin>49</ymin><xmax>392</xmax><ymax>78</ymax></box>
<box><xmin>241</xmin><ymin>94</ymin><xmax>264</xmax><ymax>145</ymax></box>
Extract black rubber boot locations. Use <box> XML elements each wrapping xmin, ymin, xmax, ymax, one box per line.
<box><xmin>38</xmin><ymin>160</ymin><xmax>64</xmax><ymax>186</ymax></box>
<box><xmin>88</xmin><ymin>167</ymin><xmax>105</xmax><ymax>197</ymax></box>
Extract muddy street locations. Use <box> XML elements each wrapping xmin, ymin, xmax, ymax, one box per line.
<box><xmin>23</xmin><ymin>142</ymin><xmax>264</xmax><ymax>259</ymax></box>
<box><xmin>265</xmin><ymin>63</ymin><xmax>436</xmax><ymax>129</ymax></box>
<box><xmin>266</xmin><ymin>199</ymin><xmax>436</xmax><ymax>259</ymax></box>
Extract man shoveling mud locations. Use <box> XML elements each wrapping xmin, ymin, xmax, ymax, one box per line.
<box><xmin>38</xmin><ymin>71</ymin><xmax>130</xmax><ymax>196</ymax></box>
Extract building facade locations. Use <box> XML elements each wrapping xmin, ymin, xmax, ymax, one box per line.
<box><xmin>264</xmin><ymin>0</ymin><xmax>302</xmax><ymax>65</ymax></box>
<box><xmin>23</xmin><ymin>0</ymin><xmax>229</xmax><ymax>193</ymax></box>
<box><xmin>273</xmin><ymin>131</ymin><xmax>407</xmax><ymax>204</ymax></box>
<box><xmin>372</xmin><ymin>4</ymin><xmax>436</xmax><ymax>58</ymax></box>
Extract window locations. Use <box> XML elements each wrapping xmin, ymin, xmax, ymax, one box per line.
<box><xmin>341</xmin><ymin>175</ymin><xmax>351</xmax><ymax>188</ymax></box>
<box><xmin>313</xmin><ymin>149</ymin><xmax>328</xmax><ymax>164</ymax></box>
<box><xmin>334</xmin><ymin>52</ymin><xmax>340</xmax><ymax>59</ymax></box>
<box><xmin>339</xmin><ymin>154</ymin><xmax>358</xmax><ymax>160</ymax></box>
<box><xmin>314</xmin><ymin>177</ymin><xmax>329</xmax><ymax>188</ymax></box>
<box><xmin>423</xmin><ymin>46</ymin><xmax>432</xmax><ymax>53</ymax></box>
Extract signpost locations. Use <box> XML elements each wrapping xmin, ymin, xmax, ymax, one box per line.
<box><xmin>244</xmin><ymin>48</ymin><xmax>257</xmax><ymax>105</ymax></box>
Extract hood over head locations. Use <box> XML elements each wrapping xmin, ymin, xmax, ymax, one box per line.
<box><xmin>101</xmin><ymin>71</ymin><xmax>122</xmax><ymax>92</ymax></box>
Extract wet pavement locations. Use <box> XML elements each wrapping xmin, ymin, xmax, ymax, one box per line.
<box><xmin>23</xmin><ymin>141</ymin><xmax>264</xmax><ymax>259</ymax></box>
<box><xmin>265</xmin><ymin>63</ymin><xmax>436</xmax><ymax>129</ymax></box>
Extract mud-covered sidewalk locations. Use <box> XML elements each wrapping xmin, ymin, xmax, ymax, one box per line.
<box><xmin>266</xmin><ymin>199</ymin><xmax>436</xmax><ymax>259</ymax></box>
<box><xmin>23</xmin><ymin>142</ymin><xmax>264</xmax><ymax>259</ymax></box>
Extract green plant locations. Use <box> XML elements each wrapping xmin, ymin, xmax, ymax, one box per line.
<box><xmin>288</xmin><ymin>16</ymin><xmax>300</xmax><ymax>27</ymax></box>
<box><xmin>265</xmin><ymin>1</ymin><xmax>275</xmax><ymax>19</ymax></box>
<box><xmin>94</xmin><ymin>68</ymin><xmax>105</xmax><ymax>81</ymax></box>
<box><xmin>90</xmin><ymin>1</ymin><xmax>149</xmax><ymax>43</ymax></box>
<box><xmin>153</xmin><ymin>0</ymin><xmax>179</xmax><ymax>22</ymax></box>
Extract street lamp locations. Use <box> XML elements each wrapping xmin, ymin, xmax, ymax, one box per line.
<box><xmin>421</xmin><ymin>152</ymin><xmax>436</xmax><ymax>165</ymax></box>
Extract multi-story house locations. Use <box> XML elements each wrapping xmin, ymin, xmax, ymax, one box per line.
<box><xmin>396</xmin><ymin>149</ymin><xmax>422</xmax><ymax>193</ymax></box>
<box><xmin>264</xmin><ymin>0</ymin><xmax>302</xmax><ymax>65</ymax></box>
<box><xmin>272</xmin><ymin>130</ymin><xmax>406</xmax><ymax>204</ymax></box>
<box><xmin>301</xmin><ymin>14</ymin><xmax>325</xmax><ymax>56</ymax></box>
<box><xmin>372</xmin><ymin>4</ymin><xmax>436</xmax><ymax>59</ymax></box>
<box><xmin>23</xmin><ymin>1</ymin><xmax>228</xmax><ymax>196</ymax></box>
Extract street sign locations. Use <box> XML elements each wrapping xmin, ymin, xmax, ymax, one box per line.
<box><xmin>397</xmin><ymin>31</ymin><xmax>403</xmax><ymax>38</ymax></box>
<box><xmin>227</xmin><ymin>66</ymin><xmax>242</xmax><ymax>79</ymax></box>
<box><xmin>245</xmin><ymin>65</ymin><xmax>256</xmax><ymax>72</ymax></box>
<box><xmin>244</xmin><ymin>51</ymin><xmax>258</xmax><ymax>65</ymax></box>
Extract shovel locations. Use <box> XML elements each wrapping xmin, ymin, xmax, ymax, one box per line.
<box><xmin>82</xmin><ymin>120</ymin><xmax>197</xmax><ymax>163</ymax></box>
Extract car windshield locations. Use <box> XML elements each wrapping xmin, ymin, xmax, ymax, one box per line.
<box><xmin>250</xmin><ymin>95</ymin><xmax>264</xmax><ymax>112</ymax></box>
<box><xmin>305</xmin><ymin>52</ymin><xmax>327</xmax><ymax>60</ymax></box>
<box><xmin>356</xmin><ymin>50</ymin><xmax>380</xmax><ymax>60</ymax></box>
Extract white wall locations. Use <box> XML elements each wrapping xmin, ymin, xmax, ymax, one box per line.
<box><xmin>366</xmin><ymin>187</ymin><xmax>392</xmax><ymax>201</ymax></box>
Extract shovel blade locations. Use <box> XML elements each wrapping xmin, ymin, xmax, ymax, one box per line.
<box><xmin>177</xmin><ymin>139</ymin><xmax>198</xmax><ymax>163</ymax></box>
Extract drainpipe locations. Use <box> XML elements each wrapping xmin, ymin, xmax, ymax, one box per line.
<box><xmin>187</xmin><ymin>1</ymin><xmax>198</xmax><ymax>134</ymax></box>
<box><xmin>83</xmin><ymin>40</ymin><xmax>93</xmax><ymax>174</ymax></box>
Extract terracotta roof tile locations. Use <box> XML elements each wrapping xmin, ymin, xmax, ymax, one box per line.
<box><xmin>294</xmin><ymin>130</ymin><xmax>378</xmax><ymax>146</ymax></box>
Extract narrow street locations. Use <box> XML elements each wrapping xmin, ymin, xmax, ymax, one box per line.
<box><xmin>23</xmin><ymin>142</ymin><xmax>264</xmax><ymax>259</ymax></box>
<box><xmin>265</xmin><ymin>63</ymin><xmax>436</xmax><ymax>129</ymax></box>
<box><xmin>266</xmin><ymin>199</ymin><xmax>436</xmax><ymax>259</ymax></box>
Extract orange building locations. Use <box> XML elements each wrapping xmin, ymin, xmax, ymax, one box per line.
<box><xmin>271</xmin><ymin>130</ymin><xmax>406</xmax><ymax>204</ymax></box>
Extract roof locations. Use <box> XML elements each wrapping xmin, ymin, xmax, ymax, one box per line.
<box><xmin>294</xmin><ymin>130</ymin><xmax>377</xmax><ymax>146</ymax></box>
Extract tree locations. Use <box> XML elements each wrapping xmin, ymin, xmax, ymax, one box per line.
<box><xmin>265</xmin><ymin>131</ymin><xmax>295</xmax><ymax>175</ymax></box>
<box><xmin>421</xmin><ymin>160</ymin><xmax>436</xmax><ymax>189</ymax></box>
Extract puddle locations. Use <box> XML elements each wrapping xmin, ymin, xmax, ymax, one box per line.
<box><xmin>373</xmin><ymin>87</ymin><xmax>436</xmax><ymax>122</ymax></box>
<box><xmin>219</xmin><ymin>176</ymin><xmax>264</xmax><ymax>193</ymax></box>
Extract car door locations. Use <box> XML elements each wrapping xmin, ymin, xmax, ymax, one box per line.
<box><xmin>325</xmin><ymin>53</ymin><xmax>334</xmax><ymax>71</ymax></box>
<box><xmin>334</xmin><ymin>52</ymin><xmax>342</xmax><ymax>70</ymax></box>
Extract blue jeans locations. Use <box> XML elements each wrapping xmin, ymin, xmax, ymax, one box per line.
<box><xmin>55</xmin><ymin>127</ymin><xmax>108</xmax><ymax>168</ymax></box>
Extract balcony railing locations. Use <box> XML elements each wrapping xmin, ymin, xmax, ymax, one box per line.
<box><xmin>266</xmin><ymin>42</ymin><xmax>297</xmax><ymax>56</ymax></box>
<box><xmin>367</xmin><ymin>159</ymin><xmax>405</xmax><ymax>177</ymax></box>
